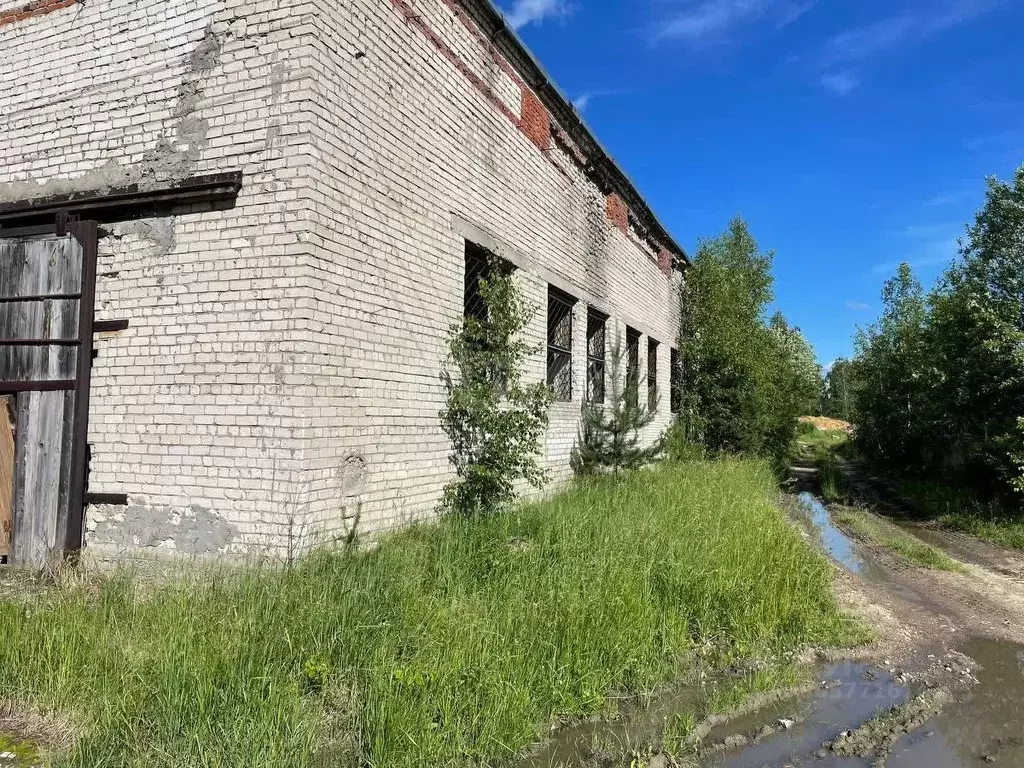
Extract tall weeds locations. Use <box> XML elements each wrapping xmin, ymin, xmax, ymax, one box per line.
<box><xmin>0</xmin><ymin>460</ymin><xmax>850</xmax><ymax>767</ymax></box>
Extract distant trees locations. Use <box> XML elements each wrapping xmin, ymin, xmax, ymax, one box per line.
<box><xmin>676</xmin><ymin>217</ymin><xmax>820</xmax><ymax>463</ymax></box>
<box><xmin>852</xmin><ymin>263</ymin><xmax>930</xmax><ymax>466</ymax></box>
<box><xmin>850</xmin><ymin>164</ymin><xmax>1024</xmax><ymax>498</ymax></box>
<box><xmin>820</xmin><ymin>359</ymin><xmax>856</xmax><ymax>423</ymax></box>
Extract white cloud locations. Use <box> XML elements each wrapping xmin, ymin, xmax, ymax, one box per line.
<box><xmin>820</xmin><ymin>70</ymin><xmax>859</xmax><ymax>95</ymax></box>
<box><xmin>503</xmin><ymin>0</ymin><xmax>571</xmax><ymax>30</ymax></box>
<box><xmin>572</xmin><ymin>90</ymin><xmax>619</xmax><ymax>113</ymax></box>
<box><xmin>844</xmin><ymin>300</ymin><xmax>871</xmax><ymax>311</ymax></box>
<box><xmin>654</xmin><ymin>0</ymin><xmax>815</xmax><ymax>44</ymax></box>
<box><xmin>573</xmin><ymin>93</ymin><xmax>592</xmax><ymax>112</ymax></box>
<box><xmin>821</xmin><ymin>1</ymin><xmax>996</xmax><ymax>67</ymax></box>
<box><xmin>867</xmin><ymin>222</ymin><xmax>964</xmax><ymax>276</ymax></box>
<box><xmin>813</xmin><ymin>1</ymin><xmax>998</xmax><ymax>92</ymax></box>
<box><xmin>922</xmin><ymin>189</ymin><xmax>974</xmax><ymax>207</ymax></box>
<box><xmin>964</xmin><ymin>128</ymin><xmax>1023</xmax><ymax>153</ymax></box>
<box><xmin>868</xmin><ymin>254</ymin><xmax>951</xmax><ymax>277</ymax></box>
<box><xmin>821</xmin><ymin>15</ymin><xmax>918</xmax><ymax>66</ymax></box>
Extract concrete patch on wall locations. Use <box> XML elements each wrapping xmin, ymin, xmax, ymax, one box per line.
<box><xmin>85</xmin><ymin>501</ymin><xmax>239</xmax><ymax>556</ymax></box>
<box><xmin>0</xmin><ymin>23</ymin><xmax>222</xmax><ymax>204</ymax></box>
<box><xmin>105</xmin><ymin>218</ymin><xmax>178</xmax><ymax>258</ymax></box>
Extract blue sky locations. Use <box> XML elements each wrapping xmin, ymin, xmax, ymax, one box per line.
<box><xmin>500</xmin><ymin>0</ymin><xmax>1024</xmax><ymax>366</ymax></box>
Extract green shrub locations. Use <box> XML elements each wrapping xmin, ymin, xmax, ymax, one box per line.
<box><xmin>664</xmin><ymin>419</ymin><xmax>706</xmax><ymax>463</ymax></box>
<box><xmin>440</xmin><ymin>255</ymin><xmax>551</xmax><ymax>517</ymax></box>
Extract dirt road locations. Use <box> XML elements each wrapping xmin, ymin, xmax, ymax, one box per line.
<box><xmin>708</xmin><ymin>462</ymin><xmax>1024</xmax><ymax>768</ymax></box>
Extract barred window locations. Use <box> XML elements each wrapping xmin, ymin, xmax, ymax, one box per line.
<box><xmin>647</xmin><ymin>338</ymin><xmax>659</xmax><ymax>412</ymax></box>
<box><xmin>464</xmin><ymin>241</ymin><xmax>515</xmax><ymax>322</ymax></box>
<box><xmin>547</xmin><ymin>287</ymin><xmax>575</xmax><ymax>401</ymax></box>
<box><xmin>586</xmin><ymin>308</ymin><xmax>607</xmax><ymax>404</ymax></box>
<box><xmin>625</xmin><ymin>327</ymin><xmax>640</xmax><ymax>407</ymax></box>
<box><xmin>671</xmin><ymin>348</ymin><xmax>681</xmax><ymax>414</ymax></box>
<box><xmin>464</xmin><ymin>242</ymin><xmax>491</xmax><ymax>322</ymax></box>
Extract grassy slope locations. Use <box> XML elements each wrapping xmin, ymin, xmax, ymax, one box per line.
<box><xmin>897</xmin><ymin>479</ymin><xmax>1024</xmax><ymax>551</ymax></box>
<box><xmin>834</xmin><ymin>509</ymin><xmax>966</xmax><ymax>572</ymax></box>
<box><xmin>0</xmin><ymin>460</ymin><xmax>853</xmax><ymax>768</ymax></box>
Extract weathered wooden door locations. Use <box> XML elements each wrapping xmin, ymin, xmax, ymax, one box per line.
<box><xmin>0</xmin><ymin>221</ymin><xmax>97</xmax><ymax>568</ymax></box>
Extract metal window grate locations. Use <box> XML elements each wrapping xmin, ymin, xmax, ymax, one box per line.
<box><xmin>586</xmin><ymin>308</ymin><xmax>606</xmax><ymax>404</ymax></box>
<box><xmin>671</xmin><ymin>348</ymin><xmax>681</xmax><ymax>414</ymax></box>
<box><xmin>647</xmin><ymin>338</ymin><xmax>658</xmax><ymax>412</ymax></box>
<box><xmin>547</xmin><ymin>288</ymin><xmax>574</xmax><ymax>401</ymax></box>
<box><xmin>625</xmin><ymin>327</ymin><xmax>640</xmax><ymax>407</ymax></box>
<box><xmin>464</xmin><ymin>243</ymin><xmax>491</xmax><ymax>323</ymax></box>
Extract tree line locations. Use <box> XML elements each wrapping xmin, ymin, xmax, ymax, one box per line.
<box><xmin>674</xmin><ymin>217</ymin><xmax>820</xmax><ymax>465</ymax></box>
<box><xmin>824</xmin><ymin>165</ymin><xmax>1024</xmax><ymax>502</ymax></box>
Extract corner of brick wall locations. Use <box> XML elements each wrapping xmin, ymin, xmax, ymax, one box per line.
<box><xmin>520</xmin><ymin>89</ymin><xmax>550</xmax><ymax>151</ymax></box>
<box><xmin>606</xmin><ymin>192</ymin><xmax>629</xmax><ymax>233</ymax></box>
<box><xmin>658</xmin><ymin>248</ymin><xmax>673</xmax><ymax>277</ymax></box>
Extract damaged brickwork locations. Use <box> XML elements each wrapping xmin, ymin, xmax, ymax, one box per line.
<box><xmin>2</xmin><ymin>0</ymin><xmax>684</xmax><ymax>560</ymax></box>
<box><xmin>0</xmin><ymin>17</ymin><xmax>222</xmax><ymax>204</ymax></box>
<box><xmin>87</xmin><ymin>502</ymin><xmax>238</xmax><ymax>556</ymax></box>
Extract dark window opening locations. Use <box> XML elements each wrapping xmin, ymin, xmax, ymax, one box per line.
<box><xmin>464</xmin><ymin>242</ymin><xmax>492</xmax><ymax>322</ymax></box>
<box><xmin>647</xmin><ymin>338</ymin><xmax>659</xmax><ymax>412</ymax></box>
<box><xmin>586</xmin><ymin>308</ymin><xmax>607</xmax><ymax>404</ymax></box>
<box><xmin>670</xmin><ymin>348</ymin><xmax>681</xmax><ymax>414</ymax></box>
<box><xmin>625</xmin><ymin>326</ymin><xmax>640</xmax><ymax>407</ymax></box>
<box><xmin>547</xmin><ymin>287</ymin><xmax>575</xmax><ymax>402</ymax></box>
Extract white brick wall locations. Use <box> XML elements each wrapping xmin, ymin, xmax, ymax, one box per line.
<box><xmin>0</xmin><ymin>0</ymin><xmax>682</xmax><ymax>558</ymax></box>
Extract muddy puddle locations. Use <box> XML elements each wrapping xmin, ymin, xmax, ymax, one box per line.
<box><xmin>518</xmin><ymin>678</ymin><xmax>705</xmax><ymax>767</ymax></box>
<box><xmin>712</xmin><ymin>636</ymin><xmax>1024</xmax><ymax>768</ymax></box>
<box><xmin>706</xmin><ymin>659</ymin><xmax>912</xmax><ymax>767</ymax></box>
<box><xmin>796</xmin><ymin>493</ymin><xmax>870</xmax><ymax>573</ymax></box>
<box><xmin>887</xmin><ymin>637</ymin><xmax>1024</xmax><ymax>768</ymax></box>
<box><xmin>796</xmin><ymin>493</ymin><xmax>956</xmax><ymax>616</ymax></box>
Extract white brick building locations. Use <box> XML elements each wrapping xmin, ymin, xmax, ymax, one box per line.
<box><xmin>0</xmin><ymin>0</ymin><xmax>685</xmax><ymax>561</ymax></box>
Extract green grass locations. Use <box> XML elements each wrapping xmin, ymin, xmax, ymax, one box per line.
<box><xmin>662</xmin><ymin>711</ymin><xmax>698</xmax><ymax>757</ymax></box>
<box><xmin>897</xmin><ymin>479</ymin><xmax>1024</xmax><ymax>550</ymax></box>
<box><xmin>798</xmin><ymin>428</ymin><xmax>851</xmax><ymax>457</ymax></box>
<box><xmin>834</xmin><ymin>510</ymin><xmax>966</xmax><ymax>572</ymax></box>
<box><xmin>818</xmin><ymin>456</ymin><xmax>851</xmax><ymax>504</ymax></box>
<box><xmin>0</xmin><ymin>460</ymin><xmax>855</xmax><ymax>768</ymax></box>
<box><xmin>703</xmin><ymin>662</ymin><xmax>804</xmax><ymax>716</ymax></box>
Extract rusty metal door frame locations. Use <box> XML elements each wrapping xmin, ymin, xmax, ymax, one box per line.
<box><xmin>0</xmin><ymin>217</ymin><xmax>98</xmax><ymax>558</ymax></box>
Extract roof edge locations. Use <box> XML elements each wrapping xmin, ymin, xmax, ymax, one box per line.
<box><xmin>457</xmin><ymin>0</ymin><xmax>689</xmax><ymax>268</ymax></box>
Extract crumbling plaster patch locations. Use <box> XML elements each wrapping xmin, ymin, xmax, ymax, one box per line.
<box><xmin>0</xmin><ymin>23</ymin><xmax>223</xmax><ymax>204</ymax></box>
<box><xmin>86</xmin><ymin>501</ymin><xmax>239</xmax><ymax>555</ymax></box>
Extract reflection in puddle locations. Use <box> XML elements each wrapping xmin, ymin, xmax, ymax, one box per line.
<box><xmin>712</xmin><ymin>638</ymin><xmax>1024</xmax><ymax>768</ymax></box>
<box><xmin>797</xmin><ymin>493</ymin><xmax>868</xmax><ymax>573</ymax></box>
<box><xmin>708</xmin><ymin>661</ymin><xmax>910</xmax><ymax>768</ymax></box>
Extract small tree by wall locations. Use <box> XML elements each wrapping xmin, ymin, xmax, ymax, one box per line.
<box><xmin>440</xmin><ymin>257</ymin><xmax>552</xmax><ymax>517</ymax></box>
<box><xmin>571</xmin><ymin>336</ymin><xmax>663</xmax><ymax>475</ymax></box>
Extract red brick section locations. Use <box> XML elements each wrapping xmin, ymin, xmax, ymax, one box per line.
<box><xmin>0</xmin><ymin>0</ymin><xmax>78</xmax><ymax>28</ymax></box>
<box><xmin>606</xmin><ymin>193</ymin><xmax>629</xmax><ymax>233</ymax></box>
<box><xmin>657</xmin><ymin>248</ymin><xmax>673</xmax><ymax>277</ymax></box>
<box><xmin>387</xmin><ymin>0</ymin><xmax>672</xmax><ymax>265</ymax></box>
<box><xmin>520</xmin><ymin>89</ymin><xmax>550</xmax><ymax>151</ymax></box>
